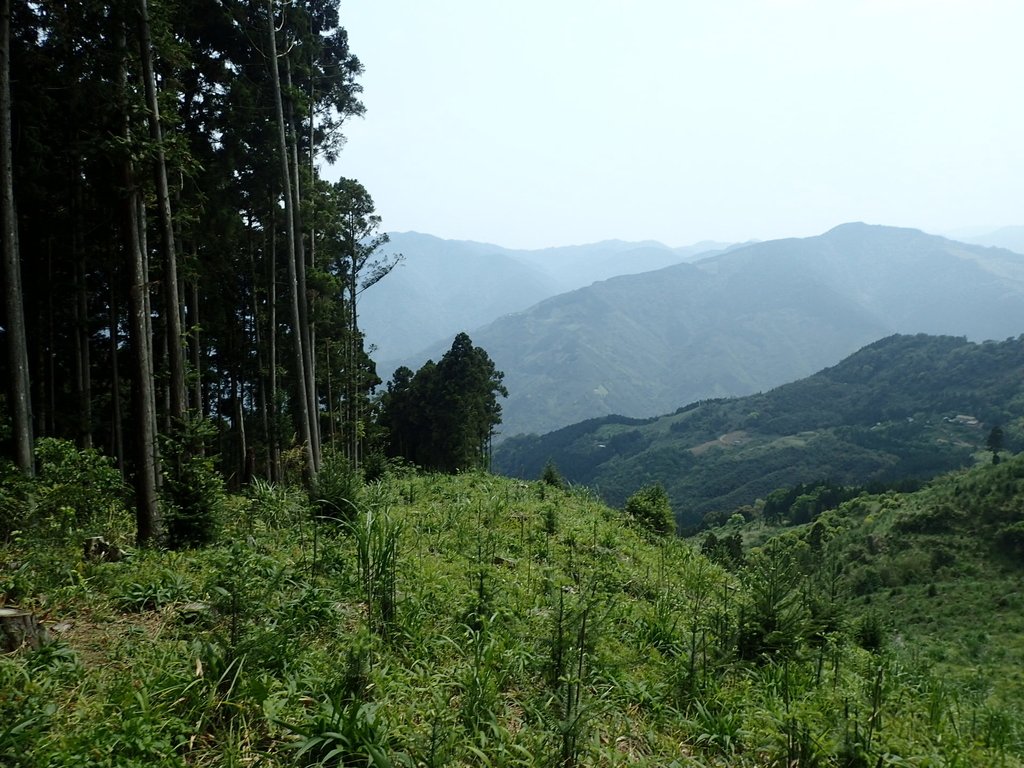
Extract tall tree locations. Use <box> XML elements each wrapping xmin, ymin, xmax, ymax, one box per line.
<box><xmin>136</xmin><ymin>0</ymin><xmax>185</xmax><ymax>422</ymax></box>
<box><xmin>116</xmin><ymin>16</ymin><xmax>160</xmax><ymax>545</ymax></box>
<box><xmin>266</xmin><ymin>0</ymin><xmax>317</xmax><ymax>480</ymax></box>
<box><xmin>0</xmin><ymin>0</ymin><xmax>32</xmax><ymax>475</ymax></box>
<box><xmin>379</xmin><ymin>334</ymin><xmax>507</xmax><ymax>472</ymax></box>
<box><xmin>321</xmin><ymin>178</ymin><xmax>398</xmax><ymax>466</ymax></box>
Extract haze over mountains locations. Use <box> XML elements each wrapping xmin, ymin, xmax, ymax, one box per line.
<box><xmin>359</xmin><ymin>233</ymin><xmax>735</xmax><ymax>361</ymax></box>
<box><xmin>365</xmin><ymin>223</ymin><xmax>1024</xmax><ymax>439</ymax></box>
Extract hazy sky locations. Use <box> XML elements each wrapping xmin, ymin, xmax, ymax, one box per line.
<box><xmin>325</xmin><ymin>1</ymin><xmax>1024</xmax><ymax>250</ymax></box>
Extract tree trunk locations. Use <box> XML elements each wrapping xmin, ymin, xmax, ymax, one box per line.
<box><xmin>267</xmin><ymin>1</ymin><xmax>315</xmax><ymax>482</ymax></box>
<box><xmin>267</xmin><ymin>209</ymin><xmax>280</xmax><ymax>481</ymax></box>
<box><xmin>0</xmin><ymin>0</ymin><xmax>32</xmax><ymax>476</ymax></box>
<box><xmin>137</xmin><ymin>0</ymin><xmax>185</xmax><ymax>423</ymax></box>
<box><xmin>109</xmin><ymin>276</ymin><xmax>125</xmax><ymax>472</ymax></box>
<box><xmin>284</xmin><ymin>57</ymin><xmax>320</xmax><ymax>469</ymax></box>
<box><xmin>189</xmin><ymin>273</ymin><xmax>202</xmax><ymax>414</ymax></box>
<box><xmin>73</xmin><ymin>169</ymin><xmax>93</xmax><ymax>449</ymax></box>
<box><xmin>119</xmin><ymin>26</ymin><xmax>160</xmax><ymax>547</ymax></box>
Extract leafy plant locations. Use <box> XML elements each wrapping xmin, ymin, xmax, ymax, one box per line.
<box><xmin>350</xmin><ymin>505</ymin><xmax>402</xmax><ymax>636</ymax></box>
<box><xmin>31</xmin><ymin>437</ymin><xmax>128</xmax><ymax>533</ymax></box>
<box><xmin>163</xmin><ymin>417</ymin><xmax>226</xmax><ymax>548</ymax></box>
<box><xmin>623</xmin><ymin>483</ymin><xmax>675</xmax><ymax>536</ymax></box>
<box><xmin>284</xmin><ymin>696</ymin><xmax>400</xmax><ymax>767</ymax></box>
<box><xmin>541</xmin><ymin>460</ymin><xmax>566</xmax><ymax>490</ymax></box>
<box><xmin>313</xmin><ymin>449</ymin><xmax>363</xmax><ymax>524</ymax></box>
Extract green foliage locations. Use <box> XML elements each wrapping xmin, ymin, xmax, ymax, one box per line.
<box><xmin>31</xmin><ymin>437</ymin><xmax>128</xmax><ymax>535</ymax></box>
<box><xmin>738</xmin><ymin>538</ymin><xmax>809</xmax><ymax>660</ymax></box>
<box><xmin>247</xmin><ymin>478</ymin><xmax>310</xmax><ymax>530</ymax></box>
<box><xmin>701</xmin><ymin>530</ymin><xmax>745</xmax><ymax>569</ymax></box>
<box><xmin>350</xmin><ymin>505</ymin><xmax>402</xmax><ymax>637</ymax></box>
<box><xmin>0</xmin><ymin>459</ymin><xmax>26</xmax><ymax>541</ymax></box>
<box><xmin>162</xmin><ymin>418</ymin><xmax>226</xmax><ymax>549</ymax></box>
<box><xmin>379</xmin><ymin>334</ymin><xmax>507</xmax><ymax>473</ymax></box>
<box><xmin>623</xmin><ymin>482</ymin><xmax>675</xmax><ymax>536</ymax></box>
<box><xmin>540</xmin><ymin>460</ymin><xmax>565</xmax><ymax>489</ymax></box>
<box><xmin>997</xmin><ymin>520</ymin><xmax>1024</xmax><ymax>557</ymax></box>
<box><xmin>854</xmin><ymin>612</ymin><xmax>886</xmax><ymax>653</ymax></box>
<box><xmin>284</xmin><ymin>697</ymin><xmax>400</xmax><ymax>767</ymax></box>
<box><xmin>312</xmin><ymin>448</ymin><xmax>363</xmax><ymax>524</ymax></box>
<box><xmin>4</xmin><ymin>465</ymin><xmax>1024</xmax><ymax>766</ymax></box>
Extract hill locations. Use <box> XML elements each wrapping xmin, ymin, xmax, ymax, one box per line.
<box><xmin>698</xmin><ymin>449</ymin><xmax>1024</xmax><ymax>708</ymax></box>
<box><xmin>405</xmin><ymin>223</ymin><xmax>1024</xmax><ymax>438</ymax></box>
<box><xmin>494</xmin><ymin>334</ymin><xmax>1024</xmax><ymax>527</ymax></box>
<box><xmin>2</xmin><ymin>452</ymin><xmax>1022</xmax><ymax>765</ymax></box>
<box><xmin>959</xmin><ymin>224</ymin><xmax>1024</xmax><ymax>255</ymax></box>
<box><xmin>360</xmin><ymin>233</ymin><xmax>730</xmax><ymax>362</ymax></box>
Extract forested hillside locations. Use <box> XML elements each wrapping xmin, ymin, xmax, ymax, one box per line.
<box><xmin>361</xmin><ymin>234</ymin><xmax>733</xmax><ymax>365</ymax></box>
<box><xmin>432</xmin><ymin>223</ymin><xmax>1024</xmax><ymax>437</ymax></box>
<box><xmin>495</xmin><ymin>334</ymin><xmax>1024</xmax><ymax>527</ymax></box>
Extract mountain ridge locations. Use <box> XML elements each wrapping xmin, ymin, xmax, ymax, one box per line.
<box><xmin>493</xmin><ymin>332</ymin><xmax>1024</xmax><ymax>527</ymax></box>
<box><xmin>385</xmin><ymin>223</ymin><xmax>1024</xmax><ymax>437</ymax></box>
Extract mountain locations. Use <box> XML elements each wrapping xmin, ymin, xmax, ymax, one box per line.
<box><xmin>359</xmin><ymin>232</ymin><xmax>731</xmax><ymax>361</ymax></box>
<box><xmin>399</xmin><ymin>223</ymin><xmax>1024</xmax><ymax>438</ymax></box>
<box><xmin>957</xmin><ymin>224</ymin><xmax>1024</xmax><ymax>255</ymax></box>
<box><xmin>494</xmin><ymin>333</ymin><xmax>1024</xmax><ymax>527</ymax></box>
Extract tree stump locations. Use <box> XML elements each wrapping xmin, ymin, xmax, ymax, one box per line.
<box><xmin>0</xmin><ymin>607</ymin><xmax>51</xmax><ymax>652</ymax></box>
<box><xmin>83</xmin><ymin>536</ymin><xmax>125</xmax><ymax>563</ymax></box>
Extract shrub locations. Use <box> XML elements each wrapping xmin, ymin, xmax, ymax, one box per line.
<box><xmin>541</xmin><ymin>460</ymin><xmax>566</xmax><ymax>489</ymax></box>
<box><xmin>162</xmin><ymin>417</ymin><xmax>225</xmax><ymax>549</ymax></box>
<box><xmin>624</xmin><ymin>483</ymin><xmax>675</xmax><ymax>536</ymax></box>
<box><xmin>312</xmin><ymin>449</ymin><xmax>362</xmax><ymax>524</ymax></box>
<box><xmin>854</xmin><ymin>612</ymin><xmax>886</xmax><ymax>652</ymax></box>
<box><xmin>0</xmin><ymin>460</ymin><xmax>27</xmax><ymax>541</ymax></box>
<box><xmin>32</xmin><ymin>438</ymin><xmax>128</xmax><ymax>533</ymax></box>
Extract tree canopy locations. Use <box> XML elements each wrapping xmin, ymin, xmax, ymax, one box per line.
<box><xmin>379</xmin><ymin>333</ymin><xmax>508</xmax><ymax>472</ymax></box>
<box><xmin>0</xmin><ymin>0</ymin><xmax>394</xmax><ymax>544</ymax></box>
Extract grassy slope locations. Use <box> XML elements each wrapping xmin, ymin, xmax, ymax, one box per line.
<box><xmin>1</xmin><ymin>465</ymin><xmax>1022</xmax><ymax>766</ymax></box>
<box><xmin>706</xmin><ymin>450</ymin><xmax>1024</xmax><ymax>707</ymax></box>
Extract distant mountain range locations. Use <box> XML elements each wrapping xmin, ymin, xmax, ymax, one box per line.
<box><xmin>494</xmin><ymin>333</ymin><xmax>1024</xmax><ymax>528</ymax></box>
<box><xmin>954</xmin><ymin>224</ymin><xmax>1024</xmax><ymax>254</ymax></box>
<box><xmin>385</xmin><ymin>223</ymin><xmax>1024</xmax><ymax>437</ymax></box>
<box><xmin>359</xmin><ymin>233</ymin><xmax>736</xmax><ymax>362</ymax></box>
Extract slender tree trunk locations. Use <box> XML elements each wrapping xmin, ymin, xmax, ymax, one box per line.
<box><xmin>249</xmin><ymin>222</ymin><xmax>270</xmax><ymax>479</ymax></box>
<box><xmin>233</xmin><ymin>371</ymin><xmax>246</xmax><ymax>487</ymax></box>
<box><xmin>189</xmin><ymin>272</ymin><xmax>202</xmax><ymax>414</ymax></box>
<box><xmin>137</xmin><ymin>0</ymin><xmax>185</xmax><ymax>423</ymax></box>
<box><xmin>109</xmin><ymin>280</ymin><xmax>125</xmax><ymax>473</ymax></box>
<box><xmin>267</xmin><ymin>1</ymin><xmax>315</xmax><ymax>481</ymax></box>
<box><xmin>284</xmin><ymin>56</ymin><xmax>320</xmax><ymax>469</ymax></box>
<box><xmin>0</xmin><ymin>0</ymin><xmax>32</xmax><ymax>475</ymax></box>
<box><xmin>267</xmin><ymin>209</ymin><xmax>280</xmax><ymax>481</ymax></box>
<box><xmin>348</xmin><ymin>262</ymin><xmax>360</xmax><ymax>467</ymax></box>
<box><xmin>119</xmin><ymin>26</ymin><xmax>160</xmax><ymax>546</ymax></box>
<box><xmin>73</xmin><ymin>245</ymin><xmax>93</xmax><ymax>449</ymax></box>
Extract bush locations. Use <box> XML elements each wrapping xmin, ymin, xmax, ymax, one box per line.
<box><xmin>540</xmin><ymin>460</ymin><xmax>566</xmax><ymax>489</ymax></box>
<box><xmin>623</xmin><ymin>483</ymin><xmax>675</xmax><ymax>536</ymax></box>
<box><xmin>28</xmin><ymin>438</ymin><xmax>128</xmax><ymax>537</ymax></box>
<box><xmin>0</xmin><ymin>460</ymin><xmax>27</xmax><ymax>541</ymax></box>
<box><xmin>162</xmin><ymin>418</ymin><xmax>225</xmax><ymax>549</ymax></box>
<box><xmin>312</xmin><ymin>449</ymin><xmax>362</xmax><ymax>524</ymax></box>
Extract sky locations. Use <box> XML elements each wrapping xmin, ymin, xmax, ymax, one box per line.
<box><xmin>323</xmin><ymin>0</ymin><xmax>1024</xmax><ymax>250</ymax></box>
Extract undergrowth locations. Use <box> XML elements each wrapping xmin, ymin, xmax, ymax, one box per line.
<box><xmin>0</xmin><ymin>455</ymin><xmax>1022</xmax><ymax>766</ymax></box>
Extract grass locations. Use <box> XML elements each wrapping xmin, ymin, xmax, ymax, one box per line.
<box><xmin>1</xmin><ymin>461</ymin><xmax>1023</xmax><ymax>766</ymax></box>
